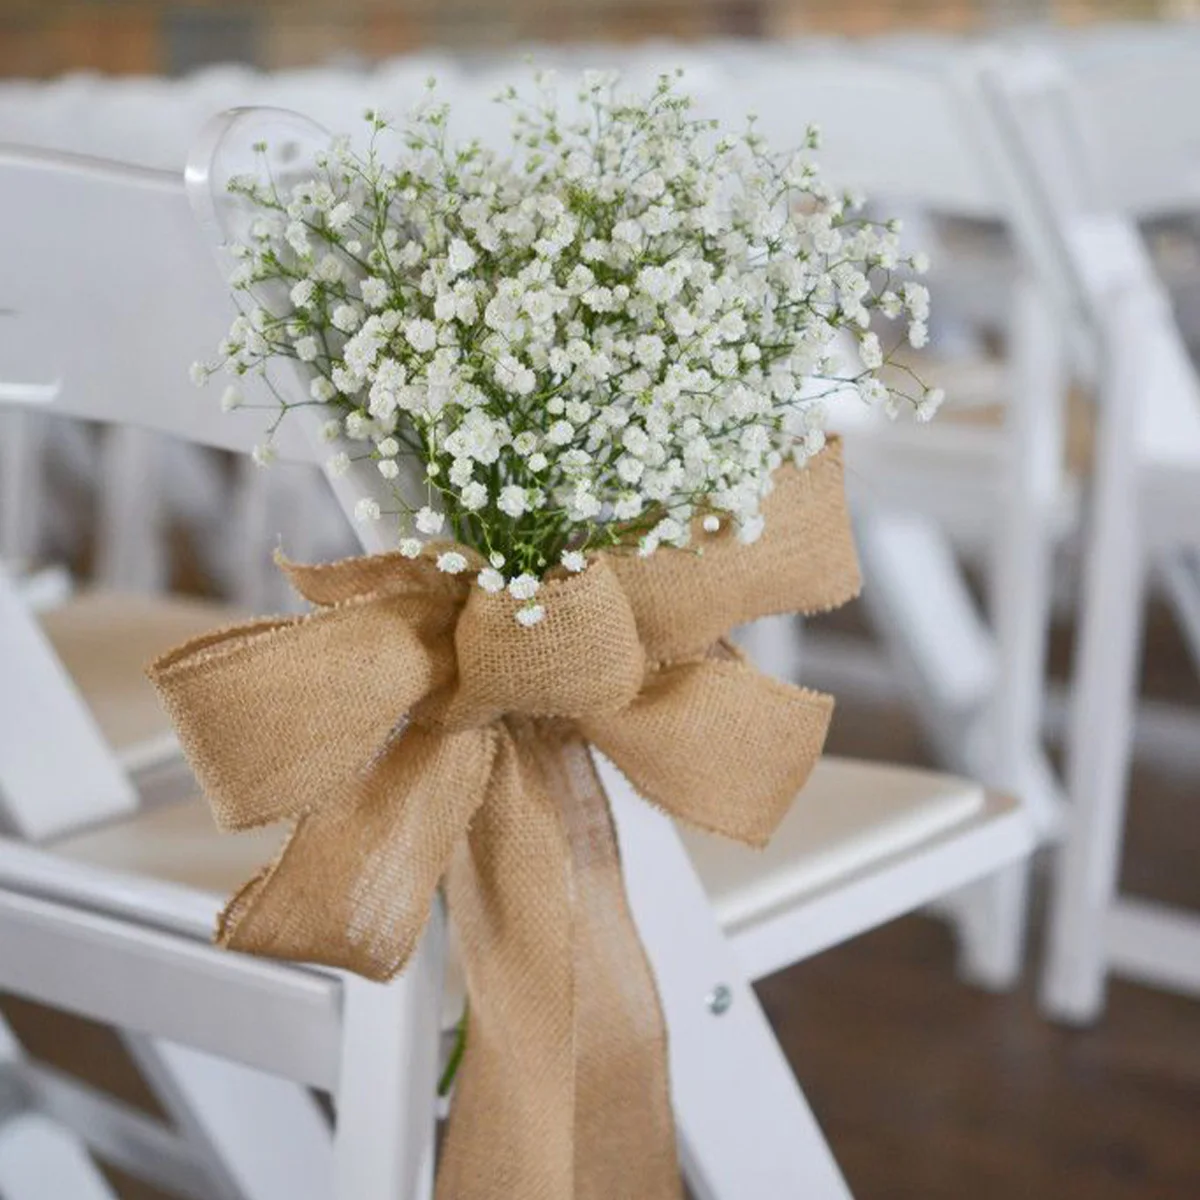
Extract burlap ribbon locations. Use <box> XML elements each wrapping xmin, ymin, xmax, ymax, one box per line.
<box><xmin>148</xmin><ymin>440</ymin><xmax>860</xmax><ymax>1199</ymax></box>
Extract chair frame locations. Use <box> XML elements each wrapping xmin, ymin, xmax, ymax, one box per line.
<box><xmin>978</xmin><ymin>47</ymin><xmax>1200</xmax><ymax>1021</ymax></box>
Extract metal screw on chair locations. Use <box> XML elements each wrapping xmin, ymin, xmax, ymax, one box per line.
<box><xmin>706</xmin><ymin>984</ymin><xmax>733</xmax><ymax>1016</ymax></box>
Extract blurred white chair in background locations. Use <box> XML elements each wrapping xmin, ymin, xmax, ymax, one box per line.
<box><xmin>1053</xmin><ymin>37</ymin><xmax>1200</xmax><ymax>681</ymax></box>
<box><xmin>0</xmin><ymin>558</ymin><xmax>343</xmax><ymax>1200</ymax></box>
<box><xmin>719</xmin><ymin>54</ymin><xmax>1077</xmax><ymax>990</ymax></box>
<box><xmin>980</xmin><ymin>49</ymin><xmax>1200</xmax><ymax>1022</ymax></box>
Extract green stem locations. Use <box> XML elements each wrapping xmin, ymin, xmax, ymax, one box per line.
<box><xmin>437</xmin><ymin>1004</ymin><xmax>469</xmax><ymax>1097</ymax></box>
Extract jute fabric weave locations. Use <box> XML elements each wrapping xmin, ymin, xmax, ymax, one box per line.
<box><xmin>148</xmin><ymin>440</ymin><xmax>861</xmax><ymax>1198</ymax></box>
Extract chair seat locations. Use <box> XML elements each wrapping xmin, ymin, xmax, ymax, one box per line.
<box><xmin>38</xmin><ymin>590</ymin><xmax>245</xmax><ymax>769</ymax></box>
<box><xmin>682</xmin><ymin>757</ymin><xmax>983</xmax><ymax>933</ymax></box>
<box><xmin>48</xmin><ymin>756</ymin><xmax>1028</xmax><ymax>1026</ymax></box>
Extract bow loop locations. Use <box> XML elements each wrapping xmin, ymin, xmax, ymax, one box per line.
<box><xmin>149</xmin><ymin>593</ymin><xmax>456</xmax><ymax>830</ymax></box>
<box><xmin>217</xmin><ymin>725</ymin><xmax>495</xmax><ymax>978</ymax></box>
<box><xmin>582</xmin><ymin>652</ymin><xmax>834</xmax><ymax>848</ymax></box>
<box><xmin>609</xmin><ymin>442</ymin><xmax>861</xmax><ymax>662</ymax></box>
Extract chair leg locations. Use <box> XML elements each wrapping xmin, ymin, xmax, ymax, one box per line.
<box><xmin>0</xmin><ymin>1113</ymin><xmax>118</xmax><ymax>1200</ymax></box>
<box><xmin>333</xmin><ymin>903</ymin><xmax>445</xmax><ymax>1200</ymax></box>
<box><xmin>950</xmin><ymin>277</ymin><xmax>1067</xmax><ymax>992</ymax></box>
<box><xmin>953</xmin><ymin>862</ymin><xmax>1032</xmax><ymax>991</ymax></box>
<box><xmin>1040</xmin><ymin>543</ymin><xmax>1146</xmax><ymax>1024</ymax></box>
<box><xmin>124</xmin><ymin>1033</ymin><xmax>333</xmax><ymax>1200</ymax></box>
<box><xmin>601</xmin><ymin>756</ymin><xmax>853</xmax><ymax>1200</ymax></box>
<box><xmin>1040</xmin><ymin>292</ymin><xmax>1148</xmax><ymax>1025</ymax></box>
<box><xmin>0</xmin><ymin>1022</ymin><xmax>117</xmax><ymax>1200</ymax></box>
<box><xmin>0</xmin><ymin>410</ymin><xmax>48</xmax><ymax>570</ymax></box>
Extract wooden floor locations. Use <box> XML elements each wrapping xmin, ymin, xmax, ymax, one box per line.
<box><xmin>761</xmin><ymin>597</ymin><xmax>1200</xmax><ymax>1199</ymax></box>
<box><xmin>761</xmin><ymin>908</ymin><xmax>1200</xmax><ymax>1199</ymax></box>
<box><xmin>4</xmin><ymin>600</ymin><xmax>1199</xmax><ymax>1199</ymax></box>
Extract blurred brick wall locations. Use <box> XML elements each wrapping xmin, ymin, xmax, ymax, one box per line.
<box><xmin>0</xmin><ymin>0</ymin><xmax>1189</xmax><ymax>78</ymax></box>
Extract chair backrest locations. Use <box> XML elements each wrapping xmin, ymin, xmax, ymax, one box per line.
<box><xmin>978</xmin><ymin>48</ymin><xmax>1200</xmax><ymax>469</ymax></box>
<box><xmin>0</xmin><ymin>129</ymin><xmax>366</xmax><ymax>842</ymax></box>
<box><xmin>727</xmin><ymin>55</ymin><xmax>1003</xmax><ymax>219</ymax></box>
<box><xmin>0</xmin><ymin>143</ymin><xmax>310</xmax><ymax>462</ymax></box>
<box><xmin>1060</xmin><ymin>36</ymin><xmax>1200</xmax><ymax>220</ymax></box>
<box><xmin>975</xmin><ymin>49</ymin><xmax>1178</xmax><ymax>324</ymax></box>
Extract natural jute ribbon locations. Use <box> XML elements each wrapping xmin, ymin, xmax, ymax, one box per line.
<box><xmin>148</xmin><ymin>439</ymin><xmax>860</xmax><ymax>1199</ymax></box>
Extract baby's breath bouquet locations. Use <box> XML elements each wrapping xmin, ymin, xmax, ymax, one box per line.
<box><xmin>198</xmin><ymin>70</ymin><xmax>939</xmax><ymax>626</ymax></box>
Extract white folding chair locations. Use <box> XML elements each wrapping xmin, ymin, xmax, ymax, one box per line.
<box><xmin>978</xmin><ymin>49</ymin><xmax>1200</xmax><ymax>1022</ymax></box>
<box><xmin>1053</xmin><ymin>35</ymin><xmax>1200</xmax><ymax>690</ymax></box>
<box><xmin>705</xmin><ymin>54</ymin><xmax>1080</xmax><ymax>989</ymax></box>
<box><xmin>0</xmin><ymin>67</ymin><xmax>363</xmax><ymax>617</ymax></box>
<box><xmin>0</xmin><ymin>108</ymin><xmax>1036</xmax><ymax>1196</ymax></box>
<box><xmin>0</xmin><ymin>169</ymin><xmax>248</xmax><ymax>799</ymax></box>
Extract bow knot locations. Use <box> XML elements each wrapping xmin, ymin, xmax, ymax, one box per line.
<box><xmin>438</xmin><ymin>558</ymin><xmax>647</xmax><ymax>729</ymax></box>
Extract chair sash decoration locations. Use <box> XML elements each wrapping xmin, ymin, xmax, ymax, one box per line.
<box><xmin>148</xmin><ymin>440</ymin><xmax>861</xmax><ymax>1199</ymax></box>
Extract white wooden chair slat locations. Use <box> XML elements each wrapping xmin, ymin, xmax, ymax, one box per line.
<box><xmin>0</xmin><ymin>884</ymin><xmax>344</xmax><ymax>1091</ymax></box>
<box><xmin>22</xmin><ymin>1058</ymin><xmax>215</xmax><ymax>1200</ymax></box>
<box><xmin>0</xmin><ymin>1113</ymin><xmax>119</xmax><ymax>1200</ymax></box>
<box><xmin>0</xmin><ymin>566</ymin><xmax>139</xmax><ymax>840</ymax></box>
<box><xmin>0</xmin><ymin>143</ymin><xmax>310</xmax><ymax>462</ymax></box>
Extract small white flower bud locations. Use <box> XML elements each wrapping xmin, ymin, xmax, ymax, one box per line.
<box><xmin>415</xmin><ymin>507</ymin><xmax>444</xmax><ymax>535</ymax></box>
<box><xmin>508</xmin><ymin>574</ymin><xmax>540</xmax><ymax>601</ymax></box>
<box><xmin>478</xmin><ymin>567</ymin><xmax>506</xmax><ymax>594</ymax></box>
<box><xmin>515</xmin><ymin>603</ymin><xmax>545</xmax><ymax>628</ymax></box>
<box><xmin>437</xmin><ymin>551</ymin><xmax>469</xmax><ymax>574</ymax></box>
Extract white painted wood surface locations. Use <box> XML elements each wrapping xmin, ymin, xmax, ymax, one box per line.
<box><xmin>0</xmin><ymin>565</ymin><xmax>139</xmax><ymax>841</ymax></box>
<box><xmin>604</xmin><ymin>757</ymin><xmax>853</xmax><ymax>1200</ymax></box>
<box><xmin>126</xmin><ymin>1035</ymin><xmax>334</xmax><ymax>1200</ymax></box>
<box><xmin>980</xmin><ymin>50</ymin><xmax>1200</xmax><ymax>1020</ymax></box>
<box><xmin>0</xmin><ymin>884</ymin><xmax>343</xmax><ymax>1089</ymax></box>
<box><xmin>0</xmin><ymin>1114</ymin><xmax>119</xmax><ymax>1200</ymax></box>
<box><xmin>23</xmin><ymin>1058</ymin><xmax>214</xmax><ymax>1199</ymax></box>
<box><xmin>0</xmin><ymin>142</ymin><xmax>310</xmax><ymax>462</ymax></box>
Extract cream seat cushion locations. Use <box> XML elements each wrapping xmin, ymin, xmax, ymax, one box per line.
<box><xmin>38</xmin><ymin>590</ymin><xmax>244</xmax><ymax>757</ymax></box>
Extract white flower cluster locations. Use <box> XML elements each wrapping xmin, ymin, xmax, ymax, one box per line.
<box><xmin>198</xmin><ymin>70</ymin><xmax>939</xmax><ymax>624</ymax></box>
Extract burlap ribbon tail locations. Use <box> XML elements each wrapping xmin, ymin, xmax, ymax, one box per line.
<box><xmin>148</xmin><ymin>441</ymin><xmax>861</xmax><ymax>1199</ymax></box>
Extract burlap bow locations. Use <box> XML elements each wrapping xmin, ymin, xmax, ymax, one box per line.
<box><xmin>148</xmin><ymin>440</ymin><xmax>860</xmax><ymax>1199</ymax></box>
